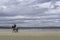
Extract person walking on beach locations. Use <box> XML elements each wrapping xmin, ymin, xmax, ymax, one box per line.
<box><xmin>12</xmin><ymin>24</ymin><xmax>18</xmax><ymax>32</ymax></box>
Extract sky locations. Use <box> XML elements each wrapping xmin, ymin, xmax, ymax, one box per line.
<box><xmin>0</xmin><ymin>0</ymin><xmax>60</xmax><ymax>27</ymax></box>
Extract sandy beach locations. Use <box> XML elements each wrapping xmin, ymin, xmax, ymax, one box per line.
<box><xmin>0</xmin><ymin>31</ymin><xmax>60</xmax><ymax>40</ymax></box>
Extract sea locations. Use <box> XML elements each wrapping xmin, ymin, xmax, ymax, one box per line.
<box><xmin>0</xmin><ymin>29</ymin><xmax>60</xmax><ymax>32</ymax></box>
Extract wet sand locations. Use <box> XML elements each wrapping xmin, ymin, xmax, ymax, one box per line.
<box><xmin>0</xmin><ymin>31</ymin><xmax>60</xmax><ymax>40</ymax></box>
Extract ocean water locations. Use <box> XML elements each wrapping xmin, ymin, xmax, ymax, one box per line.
<box><xmin>0</xmin><ymin>29</ymin><xmax>60</xmax><ymax>32</ymax></box>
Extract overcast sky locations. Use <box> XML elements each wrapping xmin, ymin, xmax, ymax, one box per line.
<box><xmin>0</xmin><ymin>0</ymin><xmax>60</xmax><ymax>27</ymax></box>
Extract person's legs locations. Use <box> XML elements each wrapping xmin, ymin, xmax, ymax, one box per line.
<box><xmin>16</xmin><ymin>28</ymin><xmax>18</xmax><ymax>32</ymax></box>
<box><xmin>12</xmin><ymin>27</ymin><xmax>18</xmax><ymax>33</ymax></box>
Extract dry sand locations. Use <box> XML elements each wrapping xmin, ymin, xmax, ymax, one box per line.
<box><xmin>0</xmin><ymin>31</ymin><xmax>60</xmax><ymax>40</ymax></box>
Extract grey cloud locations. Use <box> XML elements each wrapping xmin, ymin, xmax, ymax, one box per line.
<box><xmin>37</xmin><ymin>0</ymin><xmax>51</xmax><ymax>3</ymax></box>
<box><xmin>0</xmin><ymin>0</ymin><xmax>60</xmax><ymax>27</ymax></box>
<box><xmin>0</xmin><ymin>0</ymin><xmax>52</xmax><ymax>16</ymax></box>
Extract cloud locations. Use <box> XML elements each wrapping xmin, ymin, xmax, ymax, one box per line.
<box><xmin>44</xmin><ymin>1</ymin><xmax>60</xmax><ymax>14</ymax></box>
<box><xmin>45</xmin><ymin>8</ymin><xmax>60</xmax><ymax>14</ymax></box>
<box><xmin>0</xmin><ymin>14</ymin><xmax>60</xmax><ymax>27</ymax></box>
<box><xmin>0</xmin><ymin>0</ymin><xmax>60</xmax><ymax>27</ymax></box>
